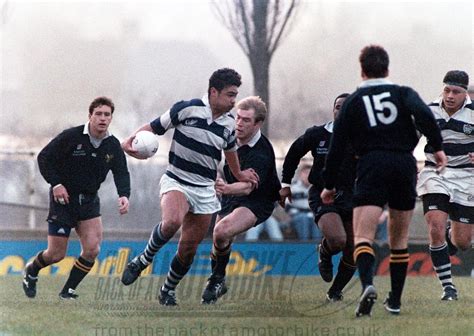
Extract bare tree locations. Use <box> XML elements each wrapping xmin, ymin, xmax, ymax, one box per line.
<box><xmin>212</xmin><ymin>0</ymin><xmax>300</xmax><ymax>135</ymax></box>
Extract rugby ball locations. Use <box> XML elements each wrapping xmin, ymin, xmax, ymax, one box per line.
<box><xmin>132</xmin><ymin>131</ymin><xmax>159</xmax><ymax>158</ymax></box>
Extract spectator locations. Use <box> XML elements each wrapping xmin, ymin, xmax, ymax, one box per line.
<box><xmin>245</xmin><ymin>214</ymin><xmax>284</xmax><ymax>241</ymax></box>
<box><xmin>286</xmin><ymin>165</ymin><xmax>322</xmax><ymax>241</ymax></box>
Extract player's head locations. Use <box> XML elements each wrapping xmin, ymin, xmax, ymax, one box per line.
<box><xmin>88</xmin><ymin>96</ymin><xmax>114</xmax><ymax>136</ymax></box>
<box><xmin>208</xmin><ymin>68</ymin><xmax>242</xmax><ymax>114</ymax></box>
<box><xmin>89</xmin><ymin>96</ymin><xmax>114</xmax><ymax>115</ymax></box>
<box><xmin>359</xmin><ymin>45</ymin><xmax>389</xmax><ymax>79</ymax></box>
<box><xmin>333</xmin><ymin>93</ymin><xmax>350</xmax><ymax>119</ymax></box>
<box><xmin>442</xmin><ymin>70</ymin><xmax>469</xmax><ymax>113</ymax></box>
<box><xmin>235</xmin><ymin>96</ymin><xmax>267</xmax><ymax>143</ymax></box>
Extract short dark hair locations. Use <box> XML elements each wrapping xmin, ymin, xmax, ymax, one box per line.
<box><xmin>89</xmin><ymin>96</ymin><xmax>115</xmax><ymax>115</ymax></box>
<box><xmin>359</xmin><ymin>45</ymin><xmax>389</xmax><ymax>78</ymax></box>
<box><xmin>333</xmin><ymin>93</ymin><xmax>350</xmax><ymax>107</ymax></box>
<box><xmin>208</xmin><ymin>68</ymin><xmax>242</xmax><ymax>96</ymax></box>
<box><xmin>443</xmin><ymin>70</ymin><xmax>469</xmax><ymax>90</ymax></box>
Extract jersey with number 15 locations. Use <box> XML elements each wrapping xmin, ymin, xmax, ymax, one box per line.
<box><xmin>328</xmin><ymin>78</ymin><xmax>443</xmax><ymax>159</ymax></box>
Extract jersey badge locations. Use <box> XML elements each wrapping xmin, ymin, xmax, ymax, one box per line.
<box><xmin>463</xmin><ymin>124</ymin><xmax>473</xmax><ymax>135</ymax></box>
<box><xmin>105</xmin><ymin>154</ymin><xmax>114</xmax><ymax>163</ymax></box>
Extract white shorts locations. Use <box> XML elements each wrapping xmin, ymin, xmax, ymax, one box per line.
<box><xmin>417</xmin><ymin>167</ymin><xmax>474</xmax><ymax>207</ymax></box>
<box><xmin>159</xmin><ymin>174</ymin><xmax>221</xmax><ymax>214</ymax></box>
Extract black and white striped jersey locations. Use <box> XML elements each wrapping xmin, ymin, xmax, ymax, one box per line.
<box><xmin>424</xmin><ymin>97</ymin><xmax>474</xmax><ymax>169</ymax></box>
<box><xmin>150</xmin><ymin>95</ymin><xmax>237</xmax><ymax>187</ymax></box>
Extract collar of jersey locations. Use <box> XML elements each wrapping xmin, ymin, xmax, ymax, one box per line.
<box><xmin>324</xmin><ymin>121</ymin><xmax>334</xmax><ymax>133</ymax></box>
<box><xmin>239</xmin><ymin>129</ymin><xmax>261</xmax><ymax>148</ymax></box>
<box><xmin>359</xmin><ymin>78</ymin><xmax>393</xmax><ymax>88</ymax></box>
<box><xmin>83</xmin><ymin>122</ymin><xmax>111</xmax><ymax>139</ymax></box>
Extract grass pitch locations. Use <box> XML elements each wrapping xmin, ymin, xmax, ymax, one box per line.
<box><xmin>1</xmin><ymin>275</ymin><xmax>473</xmax><ymax>336</ymax></box>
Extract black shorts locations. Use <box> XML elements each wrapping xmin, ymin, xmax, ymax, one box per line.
<box><xmin>354</xmin><ymin>151</ymin><xmax>417</xmax><ymax>210</ymax></box>
<box><xmin>422</xmin><ymin>193</ymin><xmax>474</xmax><ymax>224</ymax></box>
<box><xmin>47</xmin><ymin>190</ymin><xmax>101</xmax><ymax>237</ymax></box>
<box><xmin>308</xmin><ymin>186</ymin><xmax>353</xmax><ymax>224</ymax></box>
<box><xmin>219</xmin><ymin>197</ymin><xmax>275</xmax><ymax>226</ymax></box>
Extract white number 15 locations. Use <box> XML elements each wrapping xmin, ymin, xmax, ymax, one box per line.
<box><xmin>362</xmin><ymin>92</ymin><xmax>398</xmax><ymax>127</ymax></box>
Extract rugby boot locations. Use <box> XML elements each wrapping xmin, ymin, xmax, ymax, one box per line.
<box><xmin>355</xmin><ymin>285</ymin><xmax>377</xmax><ymax>317</ymax></box>
<box><xmin>201</xmin><ymin>277</ymin><xmax>228</xmax><ymax>304</ymax></box>
<box><xmin>22</xmin><ymin>263</ymin><xmax>38</xmax><ymax>298</ymax></box>
<box><xmin>121</xmin><ymin>254</ymin><xmax>147</xmax><ymax>286</ymax></box>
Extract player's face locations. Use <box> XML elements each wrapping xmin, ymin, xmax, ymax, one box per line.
<box><xmin>89</xmin><ymin>104</ymin><xmax>112</xmax><ymax>138</ymax></box>
<box><xmin>236</xmin><ymin>108</ymin><xmax>260</xmax><ymax>142</ymax></box>
<box><xmin>211</xmin><ymin>85</ymin><xmax>239</xmax><ymax>114</ymax></box>
<box><xmin>333</xmin><ymin>97</ymin><xmax>346</xmax><ymax>119</ymax></box>
<box><xmin>442</xmin><ymin>85</ymin><xmax>467</xmax><ymax>114</ymax></box>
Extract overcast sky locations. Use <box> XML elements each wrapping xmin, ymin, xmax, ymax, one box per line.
<box><xmin>1</xmin><ymin>0</ymin><xmax>473</xmax><ymax>144</ymax></box>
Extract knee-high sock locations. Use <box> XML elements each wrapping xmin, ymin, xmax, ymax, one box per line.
<box><xmin>329</xmin><ymin>256</ymin><xmax>356</xmax><ymax>293</ymax></box>
<box><xmin>61</xmin><ymin>256</ymin><xmax>95</xmax><ymax>292</ymax></box>
<box><xmin>162</xmin><ymin>254</ymin><xmax>191</xmax><ymax>293</ymax></box>
<box><xmin>389</xmin><ymin>248</ymin><xmax>409</xmax><ymax>304</ymax></box>
<box><xmin>354</xmin><ymin>242</ymin><xmax>375</xmax><ymax>290</ymax></box>
<box><xmin>430</xmin><ymin>243</ymin><xmax>455</xmax><ymax>289</ymax></box>
<box><xmin>27</xmin><ymin>251</ymin><xmax>51</xmax><ymax>277</ymax></box>
<box><xmin>210</xmin><ymin>243</ymin><xmax>231</xmax><ymax>279</ymax></box>
<box><xmin>141</xmin><ymin>222</ymin><xmax>169</xmax><ymax>265</ymax></box>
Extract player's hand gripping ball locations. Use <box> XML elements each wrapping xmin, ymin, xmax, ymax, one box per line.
<box><xmin>132</xmin><ymin>131</ymin><xmax>159</xmax><ymax>159</ymax></box>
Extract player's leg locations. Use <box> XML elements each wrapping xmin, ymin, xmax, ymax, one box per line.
<box><xmin>327</xmin><ymin>217</ymin><xmax>356</xmax><ymax>302</ymax></box>
<box><xmin>317</xmin><ymin>212</ymin><xmax>347</xmax><ymax>283</ymax></box>
<box><xmin>23</xmin><ymin>234</ymin><xmax>69</xmax><ymax>298</ymax></box>
<box><xmin>450</xmin><ymin>221</ymin><xmax>473</xmax><ymax>251</ymax></box>
<box><xmin>422</xmin><ymin>194</ymin><xmax>457</xmax><ymax>300</ymax></box>
<box><xmin>121</xmin><ymin>190</ymin><xmax>188</xmax><ymax>285</ymax></box>
<box><xmin>202</xmin><ymin>207</ymin><xmax>257</xmax><ymax>304</ymax></box>
<box><xmin>59</xmin><ymin>217</ymin><xmax>102</xmax><ymax>299</ymax></box>
<box><xmin>353</xmin><ymin>205</ymin><xmax>381</xmax><ymax>317</ymax></box>
<box><xmin>383</xmin><ymin>209</ymin><xmax>411</xmax><ymax>314</ymax></box>
<box><xmin>159</xmin><ymin>212</ymin><xmax>212</xmax><ymax>306</ymax></box>
<box><xmin>23</xmin><ymin>190</ymin><xmax>72</xmax><ymax>298</ymax></box>
<box><xmin>448</xmin><ymin>201</ymin><xmax>474</xmax><ymax>253</ymax></box>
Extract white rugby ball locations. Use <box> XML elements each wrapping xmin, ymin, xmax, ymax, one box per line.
<box><xmin>132</xmin><ymin>131</ymin><xmax>159</xmax><ymax>158</ymax></box>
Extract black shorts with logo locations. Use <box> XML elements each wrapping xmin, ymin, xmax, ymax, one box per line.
<box><xmin>422</xmin><ymin>193</ymin><xmax>474</xmax><ymax>224</ymax></box>
<box><xmin>308</xmin><ymin>186</ymin><xmax>353</xmax><ymax>224</ymax></box>
<box><xmin>47</xmin><ymin>189</ymin><xmax>101</xmax><ymax>237</ymax></box>
<box><xmin>354</xmin><ymin>151</ymin><xmax>417</xmax><ymax>210</ymax></box>
<box><xmin>219</xmin><ymin>196</ymin><xmax>275</xmax><ymax>226</ymax></box>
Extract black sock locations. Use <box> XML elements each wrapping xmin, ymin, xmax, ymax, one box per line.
<box><xmin>354</xmin><ymin>242</ymin><xmax>375</xmax><ymax>289</ymax></box>
<box><xmin>329</xmin><ymin>256</ymin><xmax>356</xmax><ymax>293</ymax></box>
<box><xmin>430</xmin><ymin>243</ymin><xmax>455</xmax><ymax>290</ymax></box>
<box><xmin>28</xmin><ymin>251</ymin><xmax>50</xmax><ymax>277</ymax></box>
<box><xmin>141</xmin><ymin>222</ymin><xmax>169</xmax><ymax>265</ymax></box>
<box><xmin>162</xmin><ymin>254</ymin><xmax>191</xmax><ymax>293</ymax></box>
<box><xmin>61</xmin><ymin>256</ymin><xmax>95</xmax><ymax>293</ymax></box>
<box><xmin>389</xmin><ymin>248</ymin><xmax>409</xmax><ymax>304</ymax></box>
<box><xmin>210</xmin><ymin>243</ymin><xmax>231</xmax><ymax>279</ymax></box>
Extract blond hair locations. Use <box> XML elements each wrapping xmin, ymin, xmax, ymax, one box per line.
<box><xmin>236</xmin><ymin>96</ymin><xmax>267</xmax><ymax>123</ymax></box>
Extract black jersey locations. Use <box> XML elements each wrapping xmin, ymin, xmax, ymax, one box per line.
<box><xmin>223</xmin><ymin>133</ymin><xmax>281</xmax><ymax>203</ymax></box>
<box><xmin>38</xmin><ymin>125</ymin><xmax>131</xmax><ymax>197</ymax></box>
<box><xmin>323</xmin><ymin>79</ymin><xmax>443</xmax><ymax>190</ymax></box>
<box><xmin>281</xmin><ymin>122</ymin><xmax>357</xmax><ymax>191</ymax></box>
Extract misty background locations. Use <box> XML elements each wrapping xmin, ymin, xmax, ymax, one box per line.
<box><xmin>0</xmin><ymin>0</ymin><xmax>473</xmax><ymax>237</ymax></box>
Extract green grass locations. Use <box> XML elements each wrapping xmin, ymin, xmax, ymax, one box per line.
<box><xmin>1</xmin><ymin>275</ymin><xmax>474</xmax><ymax>336</ymax></box>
